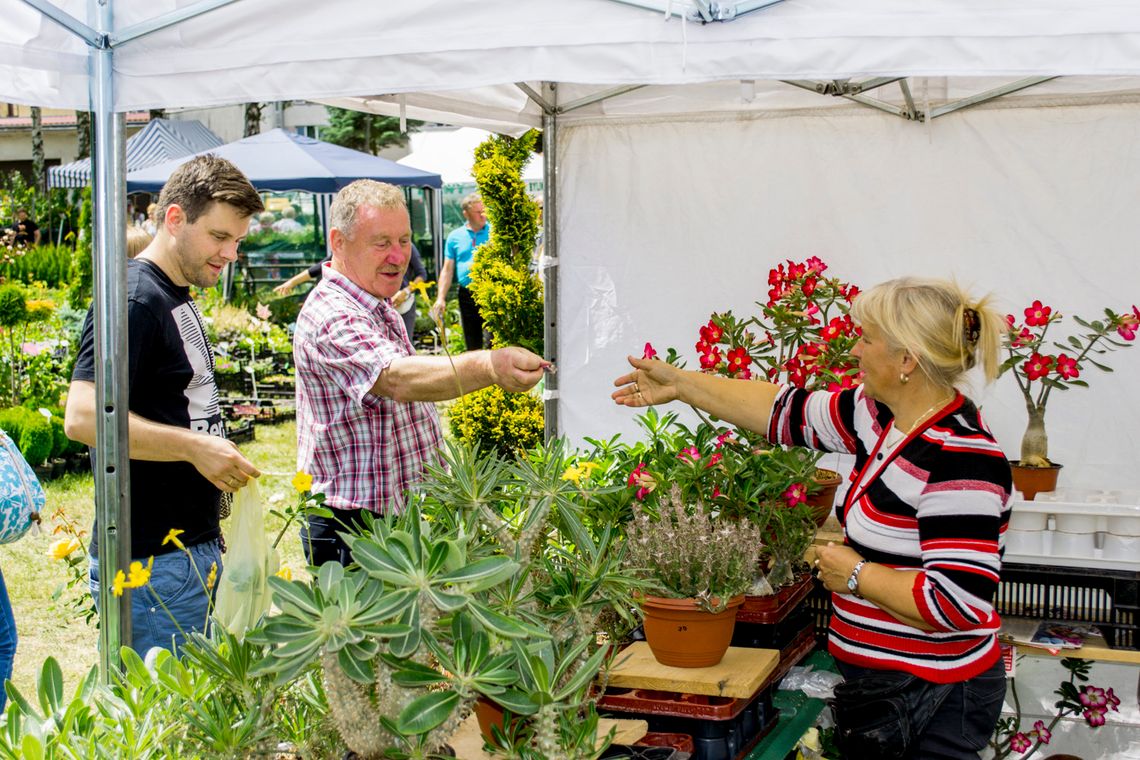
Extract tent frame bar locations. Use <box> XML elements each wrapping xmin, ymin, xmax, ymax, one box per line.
<box><xmin>111</xmin><ymin>0</ymin><xmax>240</xmax><ymax>46</ymax></box>
<box><xmin>606</xmin><ymin>0</ymin><xmax>785</xmax><ymax>22</ymax></box>
<box><xmin>782</xmin><ymin>75</ymin><xmax>1060</xmax><ymax>122</ymax></box>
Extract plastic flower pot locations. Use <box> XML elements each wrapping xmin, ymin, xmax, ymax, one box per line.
<box><xmin>1010</xmin><ymin>461</ymin><xmax>1062</xmax><ymax>501</ymax></box>
<box><xmin>640</xmin><ymin>594</ymin><xmax>744</xmax><ymax>668</ymax></box>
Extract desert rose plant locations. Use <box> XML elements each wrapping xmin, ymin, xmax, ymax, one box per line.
<box><xmin>1000</xmin><ymin>301</ymin><xmax>1138</xmax><ymax>467</ymax></box>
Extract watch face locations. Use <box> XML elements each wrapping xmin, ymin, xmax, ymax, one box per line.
<box><xmin>847</xmin><ymin>576</ymin><xmax>858</xmax><ymax>592</ymax></box>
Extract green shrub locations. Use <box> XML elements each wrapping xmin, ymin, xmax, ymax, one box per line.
<box><xmin>0</xmin><ymin>284</ymin><xmax>27</xmax><ymax>328</ymax></box>
<box><xmin>68</xmin><ymin>187</ymin><xmax>93</xmax><ymax>308</ymax></box>
<box><xmin>448</xmin><ymin>386</ymin><xmax>543</xmax><ymax>457</ymax></box>
<box><xmin>0</xmin><ymin>405</ymin><xmax>52</xmax><ymax>465</ymax></box>
<box><xmin>48</xmin><ymin>412</ymin><xmax>68</xmax><ymax>458</ymax></box>
<box><xmin>4</xmin><ymin>244</ymin><xmax>74</xmax><ymax>288</ymax></box>
<box><xmin>0</xmin><ymin>406</ymin><xmax>25</xmax><ymax>444</ymax></box>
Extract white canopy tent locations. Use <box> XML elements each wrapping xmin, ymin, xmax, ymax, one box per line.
<box><xmin>4</xmin><ymin>0</ymin><xmax>1140</xmax><ymax>688</ymax></box>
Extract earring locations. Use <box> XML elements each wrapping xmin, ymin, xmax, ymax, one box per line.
<box><xmin>899</xmin><ymin>373</ymin><xmax>909</xmax><ymax>384</ymax></box>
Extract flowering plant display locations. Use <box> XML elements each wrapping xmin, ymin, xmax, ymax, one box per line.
<box><xmin>991</xmin><ymin>657</ymin><xmax>1120</xmax><ymax>759</ymax></box>
<box><xmin>623</xmin><ymin>485</ymin><xmax>765</xmax><ymax>612</ymax></box>
<box><xmin>1000</xmin><ymin>301</ymin><xmax>1138</xmax><ymax>467</ymax></box>
<box><xmin>591</xmin><ymin>407</ymin><xmax>821</xmax><ymax>592</ymax></box>
<box><xmin>681</xmin><ymin>256</ymin><xmax>862</xmax><ymax>391</ymax></box>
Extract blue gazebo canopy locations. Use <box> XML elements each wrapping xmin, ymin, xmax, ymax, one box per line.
<box><xmin>126</xmin><ymin>128</ymin><xmax>442</xmax><ymax>193</ymax></box>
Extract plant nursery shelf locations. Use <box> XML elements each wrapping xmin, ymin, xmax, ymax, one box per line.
<box><xmin>448</xmin><ymin>714</ymin><xmax>647</xmax><ymax>759</ymax></box>
<box><xmin>608</xmin><ymin>643</ymin><xmax>779</xmax><ymax>699</ymax></box>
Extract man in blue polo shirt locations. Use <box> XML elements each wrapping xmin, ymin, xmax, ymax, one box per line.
<box><xmin>431</xmin><ymin>193</ymin><xmax>491</xmax><ymax>350</ymax></box>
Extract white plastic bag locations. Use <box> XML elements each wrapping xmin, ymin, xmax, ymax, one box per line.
<box><xmin>214</xmin><ymin>479</ymin><xmax>278</xmax><ymax>638</ymax></box>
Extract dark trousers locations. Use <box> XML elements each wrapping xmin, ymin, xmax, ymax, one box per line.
<box><xmin>835</xmin><ymin>656</ymin><xmax>1006</xmax><ymax>760</ymax></box>
<box><xmin>300</xmin><ymin>507</ymin><xmax>374</xmax><ymax>567</ymax></box>
<box><xmin>457</xmin><ymin>285</ymin><xmax>487</xmax><ymax>351</ymax></box>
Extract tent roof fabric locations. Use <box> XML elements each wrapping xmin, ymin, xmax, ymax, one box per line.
<box><xmin>125</xmin><ymin>128</ymin><xmax>442</xmax><ymax>193</ymax></box>
<box><xmin>3</xmin><ymin>1</ymin><xmax>1140</xmax><ymax>112</ymax></box>
<box><xmin>48</xmin><ymin>118</ymin><xmax>223</xmax><ymax>189</ymax></box>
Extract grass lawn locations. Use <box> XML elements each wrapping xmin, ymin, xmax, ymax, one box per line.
<box><xmin>0</xmin><ymin>420</ymin><xmax>308</xmax><ymax>695</ymax></box>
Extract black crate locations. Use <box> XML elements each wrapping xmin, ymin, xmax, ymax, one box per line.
<box><xmin>997</xmin><ymin>562</ymin><xmax>1138</xmax><ymax>650</ymax></box>
<box><xmin>804</xmin><ymin>561</ymin><xmax>1139</xmax><ymax>650</ymax></box>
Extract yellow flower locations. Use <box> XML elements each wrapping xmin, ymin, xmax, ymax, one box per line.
<box><xmin>409</xmin><ymin>280</ymin><xmax>436</xmax><ymax>302</ymax></box>
<box><xmin>48</xmin><ymin>536</ymin><xmax>82</xmax><ymax>561</ymax></box>
<box><xmin>275</xmin><ymin>566</ymin><xmax>292</xmax><ymax>582</ymax></box>
<box><xmin>206</xmin><ymin>561</ymin><xmax>218</xmax><ymax>590</ymax></box>
<box><xmin>162</xmin><ymin>528</ymin><xmax>185</xmax><ymax>550</ymax></box>
<box><xmin>111</xmin><ymin>570</ymin><xmax>127</xmax><ymax>597</ymax></box>
<box><xmin>126</xmin><ymin>558</ymin><xmax>153</xmax><ymax>588</ymax></box>
<box><xmin>292</xmin><ymin>471</ymin><xmax>313</xmax><ymax>493</ymax></box>
<box><xmin>561</xmin><ymin>461</ymin><xmax>602</xmax><ymax>485</ymax></box>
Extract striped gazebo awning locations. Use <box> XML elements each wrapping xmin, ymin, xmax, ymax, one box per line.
<box><xmin>48</xmin><ymin>118</ymin><xmax>223</xmax><ymax>189</ymax></box>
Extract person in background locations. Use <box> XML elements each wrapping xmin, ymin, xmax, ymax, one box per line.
<box><xmin>250</xmin><ymin>211</ymin><xmax>275</xmax><ymax>234</ymax></box>
<box><xmin>613</xmin><ymin>278</ymin><xmax>1011</xmax><ymax>760</ymax></box>
<box><xmin>8</xmin><ymin>208</ymin><xmax>40</xmax><ymax>247</ymax></box>
<box><xmin>0</xmin><ymin>566</ymin><xmax>15</xmax><ymax>713</ymax></box>
<box><xmin>272</xmin><ymin>206</ymin><xmax>303</xmax><ymax>233</ymax></box>
<box><xmin>142</xmin><ymin>203</ymin><xmax>160</xmax><ymax>236</ymax></box>
<box><xmin>431</xmin><ymin>193</ymin><xmax>490</xmax><ymax>350</ymax></box>
<box><xmin>66</xmin><ymin>155</ymin><xmax>263</xmax><ymax>655</ymax></box>
<box><xmin>126</xmin><ymin>226</ymin><xmax>153</xmax><ymax>259</ymax></box>
<box><xmin>293</xmin><ymin>180</ymin><xmax>546</xmax><ymax>566</ymax></box>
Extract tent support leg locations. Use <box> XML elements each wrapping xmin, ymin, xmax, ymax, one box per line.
<box><xmin>90</xmin><ymin>0</ymin><xmax>132</xmax><ymax>679</ymax></box>
<box><xmin>541</xmin><ymin>83</ymin><xmax>559</xmax><ymax>442</ymax></box>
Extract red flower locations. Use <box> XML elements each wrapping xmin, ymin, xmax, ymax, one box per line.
<box><xmin>707</xmin><ymin>452</ymin><xmax>723</xmax><ymax>468</ymax></box>
<box><xmin>696</xmin><ymin>338</ymin><xmax>712</xmax><ymax>355</ymax></box>
<box><xmin>827</xmin><ymin>375</ymin><xmax>858</xmax><ymax>391</ymax></box>
<box><xmin>699</xmin><ymin>346</ymin><xmax>722</xmax><ymax>370</ymax></box>
<box><xmin>1119</xmin><ymin>321</ymin><xmax>1137</xmax><ymax>341</ymax></box>
<box><xmin>821</xmin><ymin>317</ymin><xmax>846</xmax><ymax>342</ymax></box>
<box><xmin>783</xmin><ymin>482</ymin><xmax>808</xmax><ymax>507</ymax></box>
<box><xmin>1024</xmin><ymin>300</ymin><xmax>1052</xmax><ymax>327</ymax></box>
<box><xmin>1005</xmin><ymin>314</ymin><xmax>1017</xmax><ymax>330</ymax></box>
<box><xmin>801</xmin><ymin>277</ymin><xmax>817</xmax><ymax>297</ymax></box>
<box><xmin>700</xmin><ymin>320</ymin><xmax>724</xmax><ymax>343</ymax></box>
<box><xmin>711</xmin><ymin>486</ymin><xmax>722</xmax><ymax>500</ymax></box>
<box><xmin>736</xmin><ymin>367</ymin><xmax>753</xmax><ymax>380</ymax></box>
<box><xmin>726</xmin><ymin>346</ymin><xmax>752</xmax><ymax>374</ymax></box>
<box><xmin>842</xmin><ymin>284</ymin><xmax>860</xmax><ymax>302</ymax></box>
<box><xmin>1022</xmin><ymin>353</ymin><xmax>1053</xmax><ymax>381</ymax></box>
<box><xmin>627</xmin><ymin>463</ymin><xmax>648</xmax><ymax>488</ymax></box>
<box><xmin>785</xmin><ymin>357</ymin><xmax>808</xmax><ymax>387</ymax></box>
<box><xmin>1012</xmin><ymin>327</ymin><xmax>1034</xmax><ymax>348</ymax></box>
<box><xmin>642</xmin><ymin>342</ymin><xmax>658</xmax><ymax>360</ymax></box>
<box><xmin>627</xmin><ymin>463</ymin><xmax>655</xmax><ymax>501</ymax></box>
<box><xmin>1055</xmin><ymin>353</ymin><xmax>1080</xmax><ymax>380</ymax></box>
<box><xmin>715</xmin><ymin>430</ymin><xmax>734</xmax><ymax>448</ymax></box>
<box><xmin>768</xmin><ymin>264</ymin><xmax>786</xmax><ymax>287</ymax></box>
<box><xmin>787</xmin><ymin>260</ymin><xmax>806</xmax><ymax>279</ymax></box>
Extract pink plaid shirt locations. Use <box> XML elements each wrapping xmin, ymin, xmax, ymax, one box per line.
<box><xmin>294</xmin><ymin>263</ymin><xmax>443</xmax><ymax>513</ymax></box>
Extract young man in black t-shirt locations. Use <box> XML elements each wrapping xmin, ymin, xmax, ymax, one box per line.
<box><xmin>65</xmin><ymin>155</ymin><xmax>263</xmax><ymax>654</ymax></box>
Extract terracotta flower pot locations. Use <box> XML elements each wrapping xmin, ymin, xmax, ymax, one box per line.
<box><xmin>806</xmin><ymin>469</ymin><xmax>842</xmax><ymax>527</ymax></box>
<box><xmin>1010</xmin><ymin>461</ymin><xmax>1062</xmax><ymax>501</ymax></box>
<box><xmin>474</xmin><ymin>696</ymin><xmax>521</xmax><ymax>744</ymax></box>
<box><xmin>640</xmin><ymin>594</ymin><xmax>744</xmax><ymax>668</ymax></box>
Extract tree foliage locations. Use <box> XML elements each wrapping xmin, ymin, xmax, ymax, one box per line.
<box><xmin>321</xmin><ymin>107</ymin><xmax>415</xmax><ymax>155</ymax></box>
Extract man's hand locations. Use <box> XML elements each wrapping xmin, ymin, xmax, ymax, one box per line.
<box><xmin>429</xmin><ymin>298</ymin><xmax>447</xmax><ymax>325</ymax></box>
<box><xmin>187</xmin><ymin>436</ymin><xmax>261</xmax><ymax>493</ymax></box>
<box><xmin>489</xmin><ymin>347</ymin><xmax>549</xmax><ymax>393</ymax></box>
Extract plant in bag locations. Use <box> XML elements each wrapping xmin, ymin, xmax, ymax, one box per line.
<box><xmin>215</xmin><ymin>479</ymin><xmax>279</xmax><ymax>638</ymax></box>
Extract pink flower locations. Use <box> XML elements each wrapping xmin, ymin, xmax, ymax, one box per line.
<box><xmin>1024</xmin><ymin>300</ymin><xmax>1052</xmax><ymax>327</ymax></box>
<box><xmin>1080</xmin><ymin>686</ymin><xmax>1107</xmax><ymax>709</ymax></box>
<box><xmin>804</xmin><ymin>256</ymin><xmax>827</xmax><ymax>274</ymax></box>
<box><xmin>711</xmin><ymin>486</ymin><xmax>722</xmax><ymax>500</ymax></box>
<box><xmin>714</xmin><ymin>430</ymin><xmax>734</xmax><ymax>448</ymax></box>
<box><xmin>1031</xmin><ymin>720</ymin><xmax>1051</xmax><ymax>744</ymax></box>
<box><xmin>1106</xmin><ymin>687</ymin><xmax>1120</xmax><ymax>711</ymax></box>
<box><xmin>783</xmin><ymin>482</ymin><xmax>808</xmax><ymax>507</ymax></box>
<box><xmin>1005</xmin><ymin>314</ymin><xmax>1017</xmax><ymax>330</ymax></box>
<box><xmin>627</xmin><ymin>463</ymin><xmax>648</xmax><ymax>487</ymax></box>
<box><xmin>1009</xmin><ymin>732</ymin><xmax>1032</xmax><ymax>753</ymax></box>
<box><xmin>706</xmin><ymin>452</ymin><xmax>723</xmax><ymax>468</ymax></box>
<box><xmin>804</xmin><ymin>302</ymin><xmax>820</xmax><ymax>324</ymax></box>
<box><xmin>256</xmin><ymin>303</ymin><xmax>272</xmax><ymax>321</ymax></box>
<box><xmin>1012</xmin><ymin>327</ymin><xmax>1034</xmax><ymax>347</ymax></box>
<box><xmin>628</xmin><ymin>463</ymin><xmax>656</xmax><ymax>500</ymax></box>
<box><xmin>1055</xmin><ymin>353</ymin><xmax>1080</xmax><ymax>380</ymax></box>
<box><xmin>700</xmin><ymin>320</ymin><xmax>724</xmax><ymax>344</ymax></box>
<box><xmin>1119</xmin><ymin>321</ymin><xmax>1137</xmax><ymax>341</ymax></box>
<box><xmin>676</xmin><ymin>446</ymin><xmax>700</xmax><ymax>463</ymax></box>
<box><xmin>642</xmin><ymin>342</ymin><xmax>658</xmax><ymax>359</ymax></box>
<box><xmin>1083</xmin><ymin>707</ymin><xmax>1107</xmax><ymax>727</ymax></box>
<box><xmin>699</xmin><ymin>346</ymin><xmax>722</xmax><ymax>370</ymax></box>
<box><xmin>1023</xmin><ymin>353</ymin><xmax>1053</xmax><ymax>381</ymax></box>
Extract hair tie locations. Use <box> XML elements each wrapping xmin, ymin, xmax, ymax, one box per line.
<box><xmin>963</xmin><ymin>307</ymin><xmax>980</xmax><ymax>346</ymax></box>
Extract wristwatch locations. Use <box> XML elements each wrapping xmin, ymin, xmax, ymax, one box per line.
<box><xmin>846</xmin><ymin>560</ymin><xmax>868</xmax><ymax>598</ymax></box>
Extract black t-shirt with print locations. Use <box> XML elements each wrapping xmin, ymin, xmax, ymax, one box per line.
<box><xmin>73</xmin><ymin>258</ymin><xmax>225</xmax><ymax>558</ymax></box>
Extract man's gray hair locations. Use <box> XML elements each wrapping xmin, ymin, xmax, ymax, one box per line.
<box><xmin>330</xmin><ymin>180</ymin><xmax>407</xmax><ymax>239</ymax></box>
<box><xmin>460</xmin><ymin>193</ymin><xmax>482</xmax><ymax>212</ymax></box>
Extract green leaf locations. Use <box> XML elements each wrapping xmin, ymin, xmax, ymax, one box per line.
<box><xmin>355</xmin><ymin>588</ymin><xmax>418</xmax><ymax>626</ymax></box>
<box><xmin>396</xmin><ymin>690</ymin><xmax>461</xmax><ymax>736</ymax></box>
<box><xmin>317</xmin><ymin>561</ymin><xmax>345</xmax><ymax>598</ymax></box>
<box><xmin>439</xmin><ymin>556</ymin><xmax>518</xmax><ymax>590</ymax></box>
<box><xmin>489</xmin><ymin>688</ymin><xmax>539</xmax><ymax>716</ymax></box>
<box><xmin>353</xmin><ymin>540</ymin><xmax>413</xmax><ymax>583</ymax></box>
<box><xmin>1087</xmin><ymin>358</ymin><xmax>1113</xmax><ymax>372</ymax></box>
<box><xmin>554</xmin><ymin>644</ymin><xmax>610</xmax><ymax>702</ymax></box>
<box><xmin>337</xmin><ymin>647</ymin><xmax>375</xmax><ymax>685</ymax></box>
<box><xmin>391</xmin><ymin>664</ymin><xmax>449</xmax><ymax>689</ymax></box>
<box><xmin>426</xmin><ymin>587</ymin><xmax>468</xmax><ymax>612</ymax></box>
<box><xmin>267</xmin><ymin>576</ymin><xmax>321</xmax><ymax>617</ymax></box>
<box><xmin>425</xmin><ymin>540</ymin><xmax>450</xmax><ymax>577</ymax></box>
<box><xmin>35</xmin><ymin>657</ymin><xmax>64</xmax><ymax>716</ymax></box>
<box><xmin>467</xmin><ymin>600</ymin><xmax>545</xmax><ymax>639</ymax></box>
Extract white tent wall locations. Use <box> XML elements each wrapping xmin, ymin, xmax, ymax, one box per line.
<box><xmin>556</xmin><ymin>100</ymin><xmax>1140</xmax><ymax>490</ymax></box>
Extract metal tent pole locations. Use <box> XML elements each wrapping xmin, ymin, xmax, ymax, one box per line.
<box><xmin>542</xmin><ymin>83</ymin><xmax>559</xmax><ymax>441</ymax></box>
<box><xmin>90</xmin><ymin>0</ymin><xmax>132</xmax><ymax>675</ymax></box>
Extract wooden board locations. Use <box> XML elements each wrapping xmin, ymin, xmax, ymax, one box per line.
<box><xmin>448</xmin><ymin>713</ymin><xmax>647</xmax><ymax>759</ymax></box>
<box><xmin>607</xmin><ymin>642</ymin><xmax>780</xmax><ymax>699</ymax></box>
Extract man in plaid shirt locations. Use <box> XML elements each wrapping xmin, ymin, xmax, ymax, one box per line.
<box><xmin>294</xmin><ymin>180</ymin><xmax>547</xmax><ymax>565</ymax></box>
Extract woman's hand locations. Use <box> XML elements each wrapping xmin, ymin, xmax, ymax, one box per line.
<box><xmin>815</xmin><ymin>542</ymin><xmax>865</xmax><ymax>594</ymax></box>
<box><xmin>612</xmin><ymin>355</ymin><xmax>682</xmax><ymax>407</ymax></box>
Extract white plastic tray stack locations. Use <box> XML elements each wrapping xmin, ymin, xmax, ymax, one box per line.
<box><xmin>1005</xmin><ymin>489</ymin><xmax>1140</xmax><ymax>571</ymax></box>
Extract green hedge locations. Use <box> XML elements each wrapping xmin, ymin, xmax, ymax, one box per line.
<box><xmin>3</xmin><ymin>244</ymin><xmax>74</xmax><ymax>289</ymax></box>
<box><xmin>0</xmin><ymin>406</ymin><xmax>54</xmax><ymax>466</ymax></box>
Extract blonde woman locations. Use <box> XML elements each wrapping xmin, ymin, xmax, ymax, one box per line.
<box><xmin>614</xmin><ymin>278</ymin><xmax>1011</xmax><ymax>760</ymax></box>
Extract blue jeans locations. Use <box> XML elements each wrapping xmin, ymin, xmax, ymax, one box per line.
<box><xmin>0</xmin><ymin>567</ymin><xmax>16</xmax><ymax>713</ymax></box>
<box><xmin>90</xmin><ymin>540</ymin><xmax>223</xmax><ymax>655</ymax></box>
<box><xmin>836</xmin><ymin>656</ymin><xmax>1007</xmax><ymax>760</ymax></box>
